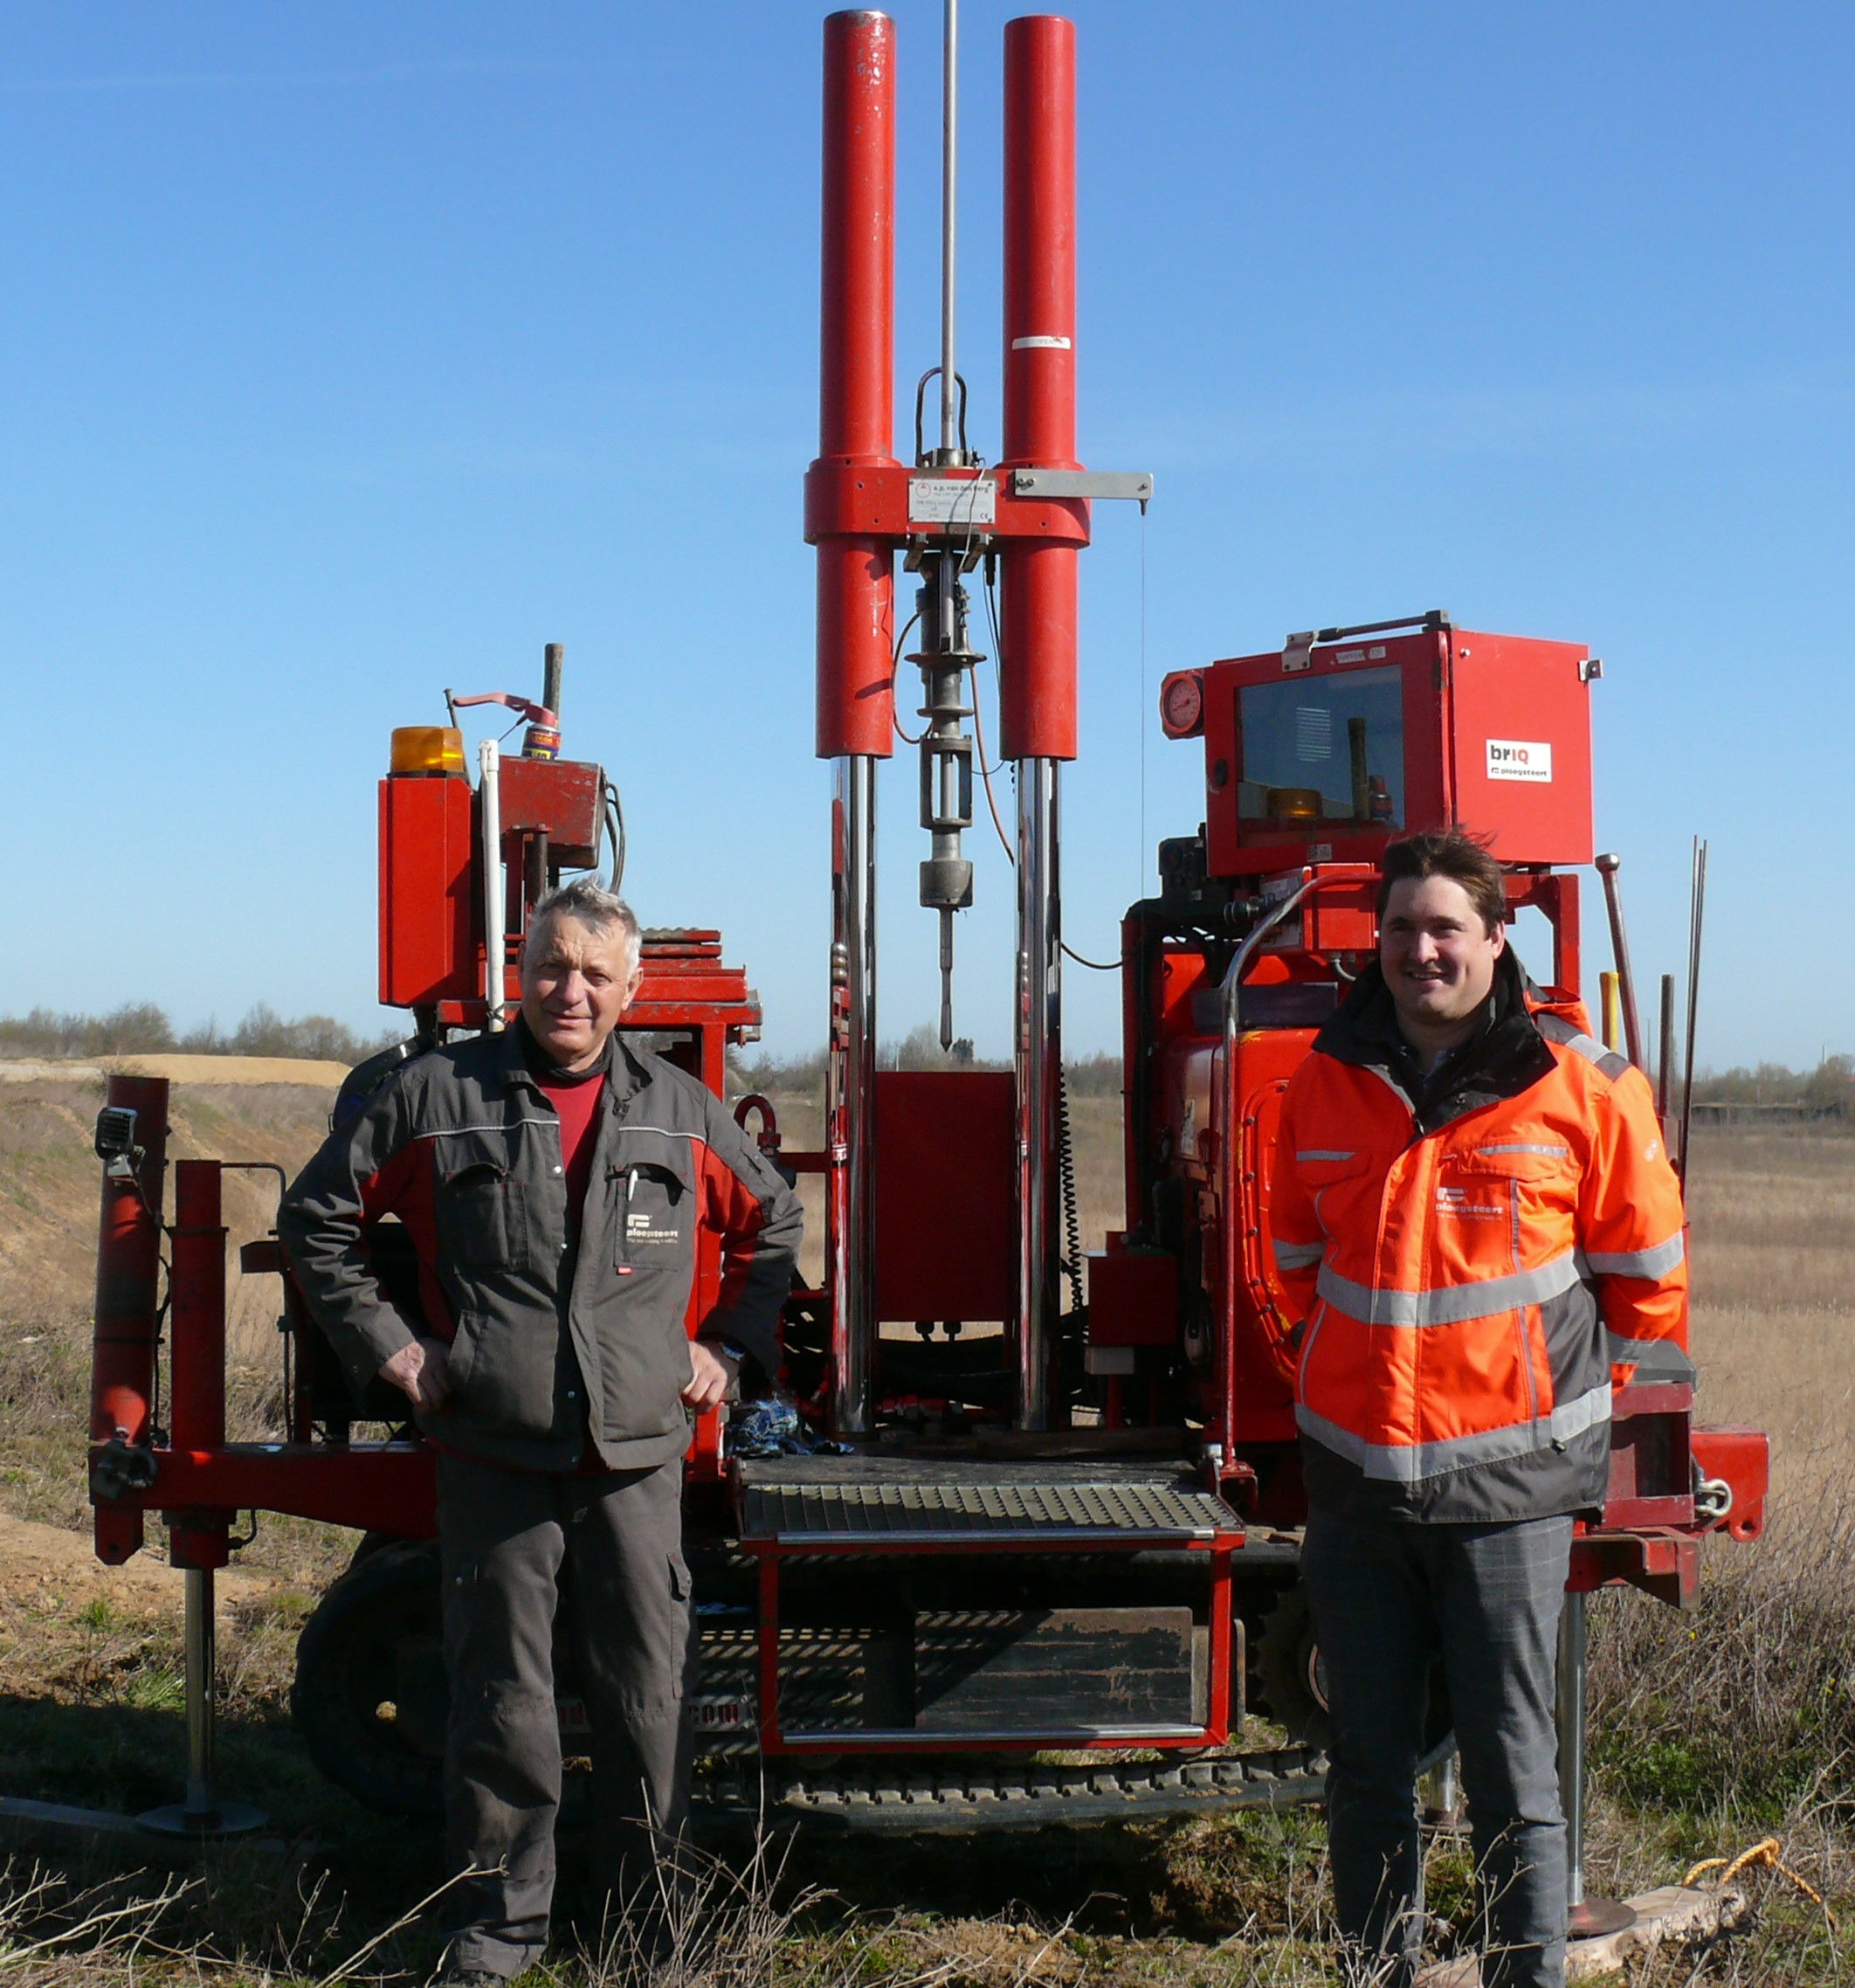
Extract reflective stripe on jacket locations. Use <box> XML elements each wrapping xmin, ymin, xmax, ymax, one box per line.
<box><xmin>279</xmin><ymin>1027</ymin><xmax>803</xmax><ymax>1473</ymax></box>
<box><xmin>1270</xmin><ymin>956</ymin><xmax>1688</xmax><ymax>1522</ymax></box>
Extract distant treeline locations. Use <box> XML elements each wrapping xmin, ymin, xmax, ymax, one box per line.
<box><xmin>10</xmin><ymin>1002</ymin><xmax>1843</xmax><ymax>1118</ymax></box>
<box><xmin>1693</xmin><ymin>1056</ymin><xmax>1853</xmax><ymax>1119</ymax></box>
<box><xmin>0</xmin><ymin>1003</ymin><xmax>396</xmax><ymax>1066</ymax></box>
<box><xmin>736</xmin><ymin>1040</ymin><xmax>1855</xmax><ymax>1116</ymax></box>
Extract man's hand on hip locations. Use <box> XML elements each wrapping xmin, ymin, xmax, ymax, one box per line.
<box><xmin>378</xmin><ymin>1336</ymin><xmax>452</xmax><ymax>1411</ymax></box>
<box><xmin>682</xmin><ymin>1341</ymin><xmax>740</xmax><ymax>1412</ymax></box>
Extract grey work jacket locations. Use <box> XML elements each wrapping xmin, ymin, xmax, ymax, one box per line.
<box><xmin>278</xmin><ymin>1028</ymin><xmax>803</xmax><ymax>1472</ymax></box>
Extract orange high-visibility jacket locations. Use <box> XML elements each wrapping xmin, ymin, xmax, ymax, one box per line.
<box><xmin>1271</xmin><ymin>958</ymin><xmax>1689</xmax><ymax>1522</ymax></box>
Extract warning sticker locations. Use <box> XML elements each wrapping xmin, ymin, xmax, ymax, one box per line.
<box><xmin>1486</xmin><ymin>739</ymin><xmax>1553</xmax><ymax>783</ymax></box>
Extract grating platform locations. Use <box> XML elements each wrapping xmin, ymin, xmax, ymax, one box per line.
<box><xmin>737</xmin><ymin>1459</ymin><xmax>1238</xmax><ymax>1547</ymax></box>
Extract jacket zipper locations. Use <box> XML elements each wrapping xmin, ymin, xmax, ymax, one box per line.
<box><xmin>1508</xmin><ymin>1177</ymin><xmax>1541</xmax><ymax>1427</ymax></box>
<box><xmin>1297</xmin><ymin>1299</ymin><xmax>1330</xmax><ymax>1397</ymax></box>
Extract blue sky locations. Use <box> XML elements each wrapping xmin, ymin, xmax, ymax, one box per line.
<box><xmin>2</xmin><ymin>3</ymin><xmax>1850</xmax><ymax>1067</ymax></box>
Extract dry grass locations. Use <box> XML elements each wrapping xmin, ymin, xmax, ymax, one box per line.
<box><xmin>1684</xmin><ymin>1127</ymin><xmax>1855</xmax><ymax>1501</ymax></box>
<box><xmin>3</xmin><ymin>1087</ymin><xmax>1855</xmax><ymax>1983</ymax></box>
<box><xmin>0</xmin><ymin>1076</ymin><xmax>335</xmax><ymax>1350</ymax></box>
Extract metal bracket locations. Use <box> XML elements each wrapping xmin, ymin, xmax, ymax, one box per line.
<box><xmin>91</xmin><ymin>1434</ymin><xmax>158</xmax><ymax>1501</ymax></box>
<box><xmin>1010</xmin><ymin>468</ymin><xmax>1155</xmax><ymax>507</ymax></box>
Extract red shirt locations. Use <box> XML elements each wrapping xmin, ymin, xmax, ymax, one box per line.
<box><xmin>525</xmin><ymin>1025</ymin><xmax>617</xmax><ymax>1471</ymax></box>
<box><xmin>540</xmin><ymin>1069</ymin><xmax>603</xmax><ymax>1227</ymax></box>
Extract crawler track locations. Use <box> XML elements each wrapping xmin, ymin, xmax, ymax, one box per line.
<box><xmin>693</xmin><ymin>1745</ymin><xmax>1327</xmax><ymax>1832</ymax></box>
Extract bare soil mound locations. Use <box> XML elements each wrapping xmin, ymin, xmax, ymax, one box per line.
<box><xmin>0</xmin><ymin>1508</ymin><xmax>274</xmax><ymax>1615</ymax></box>
<box><xmin>0</xmin><ymin>1073</ymin><xmax>338</xmax><ymax>1334</ymax></box>
<box><xmin>0</xmin><ymin>1054</ymin><xmax>349</xmax><ymax>1087</ymax></box>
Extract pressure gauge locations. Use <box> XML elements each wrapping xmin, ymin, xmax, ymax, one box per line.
<box><xmin>1160</xmin><ymin>671</ymin><xmax>1204</xmax><ymax>739</ymax></box>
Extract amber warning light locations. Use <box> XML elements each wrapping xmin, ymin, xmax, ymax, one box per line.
<box><xmin>390</xmin><ymin>727</ymin><xmax>466</xmax><ymax>777</ymax></box>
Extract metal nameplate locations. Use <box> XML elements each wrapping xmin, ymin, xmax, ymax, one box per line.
<box><xmin>908</xmin><ymin>475</ymin><xmax>997</xmax><ymax>526</ymax></box>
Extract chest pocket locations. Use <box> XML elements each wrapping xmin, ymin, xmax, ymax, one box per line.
<box><xmin>1432</xmin><ymin>1142</ymin><xmax>1575</xmax><ymax>1263</ymax></box>
<box><xmin>1292</xmin><ymin>1148</ymin><xmax>1376</xmax><ymax>1232</ymax></box>
<box><xmin>617</xmin><ymin>1162</ymin><xmax>691</xmax><ymax>1262</ymax></box>
<box><xmin>437</xmin><ymin>1158</ymin><xmax>532</xmax><ymax>1274</ymax></box>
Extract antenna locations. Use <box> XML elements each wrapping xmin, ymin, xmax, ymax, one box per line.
<box><xmin>940</xmin><ymin>0</ymin><xmax>959</xmax><ymax>460</ymax></box>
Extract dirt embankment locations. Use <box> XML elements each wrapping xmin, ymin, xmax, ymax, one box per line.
<box><xmin>0</xmin><ymin>1508</ymin><xmax>275</xmax><ymax>1612</ymax></box>
<box><xmin>0</xmin><ymin>1064</ymin><xmax>344</xmax><ymax>1656</ymax></box>
<box><xmin>0</xmin><ymin>1062</ymin><xmax>341</xmax><ymax>1336</ymax></box>
<box><xmin>0</xmin><ymin>1055</ymin><xmax>353</xmax><ymax>1088</ymax></box>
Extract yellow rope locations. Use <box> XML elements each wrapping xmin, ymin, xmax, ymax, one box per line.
<box><xmin>1680</xmin><ymin>1838</ymin><xmax>1834</xmax><ymax>1927</ymax></box>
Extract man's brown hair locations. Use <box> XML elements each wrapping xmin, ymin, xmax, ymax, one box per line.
<box><xmin>1376</xmin><ymin>828</ymin><xmax>1507</xmax><ymax>935</ymax></box>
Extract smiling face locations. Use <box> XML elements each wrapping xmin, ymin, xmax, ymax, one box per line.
<box><xmin>1379</xmin><ymin>873</ymin><xmax>1506</xmax><ymax>1054</ymax></box>
<box><xmin>519</xmin><ymin>913</ymin><xmax>642</xmax><ymax>1070</ymax></box>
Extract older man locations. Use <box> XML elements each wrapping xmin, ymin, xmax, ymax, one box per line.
<box><xmin>280</xmin><ymin>880</ymin><xmax>802</xmax><ymax>1985</ymax></box>
<box><xmin>1271</xmin><ymin>828</ymin><xmax>1688</xmax><ymax>1988</ymax></box>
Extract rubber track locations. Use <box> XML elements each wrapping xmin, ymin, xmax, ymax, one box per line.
<box><xmin>693</xmin><ymin>1746</ymin><xmax>1327</xmax><ymax>1833</ymax></box>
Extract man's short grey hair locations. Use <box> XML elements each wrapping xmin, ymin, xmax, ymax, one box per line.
<box><xmin>523</xmin><ymin>880</ymin><xmax>641</xmax><ymax>976</ymax></box>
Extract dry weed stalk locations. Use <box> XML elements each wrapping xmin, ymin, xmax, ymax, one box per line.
<box><xmin>0</xmin><ymin>1856</ymin><xmax>197</xmax><ymax>1979</ymax></box>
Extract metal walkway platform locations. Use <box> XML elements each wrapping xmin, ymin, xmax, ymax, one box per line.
<box><xmin>735</xmin><ymin>1457</ymin><xmax>1239</xmax><ymax>1547</ymax></box>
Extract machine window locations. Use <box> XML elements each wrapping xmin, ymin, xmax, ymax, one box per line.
<box><xmin>1236</xmin><ymin>666</ymin><xmax>1404</xmax><ymax>830</ymax></box>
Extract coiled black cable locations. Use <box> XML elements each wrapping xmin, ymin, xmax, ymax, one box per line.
<box><xmin>1057</xmin><ymin>1061</ymin><xmax>1084</xmax><ymax>1315</ymax></box>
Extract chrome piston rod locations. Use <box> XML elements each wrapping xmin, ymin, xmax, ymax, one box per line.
<box><xmin>1015</xmin><ymin>757</ymin><xmax>1060</xmax><ymax>1431</ymax></box>
<box><xmin>830</xmin><ymin>755</ymin><xmax>879</xmax><ymax>1436</ymax></box>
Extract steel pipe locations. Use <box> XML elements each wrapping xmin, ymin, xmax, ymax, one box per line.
<box><xmin>939</xmin><ymin>0</ymin><xmax>960</xmax><ymax>458</ymax></box>
<box><xmin>1556</xmin><ymin>1587</ymin><xmax>1633</xmax><ymax>1936</ymax></box>
<box><xmin>479</xmin><ymin>737</ymin><xmax>505</xmax><ymax>1030</ymax></box>
<box><xmin>1657</xmin><ymin>971</ymin><xmax>1677</xmax><ymax>1132</ymax></box>
<box><xmin>1014</xmin><ymin>757</ymin><xmax>1061</xmax><ymax>1430</ymax></box>
<box><xmin>816</xmin><ymin>10</ymin><xmax>899</xmax><ymax>759</ymax></box>
<box><xmin>137</xmin><ymin>1564</ymin><xmax>266</xmax><ymax>1839</ymax></box>
<box><xmin>1595</xmin><ymin>852</ymin><xmax>1644</xmax><ymax>1070</ymax></box>
<box><xmin>830</xmin><ymin>755</ymin><xmax>879</xmax><ymax>1434</ymax></box>
<box><xmin>185</xmin><ymin>1568</ymin><xmax>218</xmax><ymax>1818</ymax></box>
<box><xmin>1678</xmin><ymin>839</ymin><xmax>1707</xmax><ymax>1182</ymax></box>
<box><xmin>1557</xmin><ymin>1587</ymin><xmax>1588</xmax><ymax>1913</ymax></box>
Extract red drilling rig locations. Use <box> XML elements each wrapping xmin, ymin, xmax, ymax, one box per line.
<box><xmin>86</xmin><ymin>6</ymin><xmax>1766</xmax><ymax>1891</ymax></box>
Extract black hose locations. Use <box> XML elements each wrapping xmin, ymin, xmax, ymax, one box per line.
<box><xmin>603</xmin><ymin>780</ymin><xmax>627</xmax><ymax>894</ymax></box>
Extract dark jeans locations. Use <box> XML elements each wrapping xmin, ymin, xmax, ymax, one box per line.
<box><xmin>1302</xmin><ymin>1507</ymin><xmax>1571</xmax><ymax>1988</ymax></box>
<box><xmin>436</xmin><ymin>1452</ymin><xmax>697</xmax><ymax>1981</ymax></box>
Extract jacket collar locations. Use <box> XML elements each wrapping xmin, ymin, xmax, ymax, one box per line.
<box><xmin>609</xmin><ymin>1032</ymin><xmax>653</xmax><ymax>1107</ymax></box>
<box><xmin>1313</xmin><ymin>947</ymin><xmax>1556</xmax><ymax>1133</ymax></box>
<box><xmin>489</xmin><ymin>1018</ymin><xmax>539</xmax><ymax>1094</ymax></box>
<box><xmin>492</xmin><ymin>1016</ymin><xmax>637</xmax><ymax>1103</ymax></box>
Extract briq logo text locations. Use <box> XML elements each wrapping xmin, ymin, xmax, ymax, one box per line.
<box><xmin>1486</xmin><ymin>739</ymin><xmax>1553</xmax><ymax>783</ymax></box>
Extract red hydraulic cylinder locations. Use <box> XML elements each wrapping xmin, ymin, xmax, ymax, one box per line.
<box><xmin>169</xmin><ymin>1161</ymin><xmax>227</xmax><ymax>1455</ymax></box>
<box><xmin>999</xmin><ymin>13</ymin><xmax>1080</xmax><ymax>763</ymax></box>
<box><xmin>814</xmin><ymin>9</ymin><xmax>899</xmax><ymax>760</ymax></box>
<box><xmin>90</xmin><ymin>1075</ymin><xmax>169</xmax><ymax>1563</ymax></box>
<box><xmin>90</xmin><ymin>1075</ymin><xmax>170</xmax><ymax>1447</ymax></box>
<box><xmin>168</xmin><ymin>1160</ymin><xmax>231</xmax><ymax>1572</ymax></box>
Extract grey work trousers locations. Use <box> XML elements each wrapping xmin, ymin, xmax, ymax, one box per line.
<box><xmin>436</xmin><ymin>1451</ymin><xmax>697</xmax><ymax>1982</ymax></box>
<box><xmin>1301</xmin><ymin>1506</ymin><xmax>1571</xmax><ymax>1988</ymax></box>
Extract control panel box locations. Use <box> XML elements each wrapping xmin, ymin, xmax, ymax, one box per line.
<box><xmin>378</xmin><ymin>772</ymin><xmax>479</xmax><ymax>1007</ymax></box>
<box><xmin>1161</xmin><ymin>620</ymin><xmax>1594</xmax><ymax>878</ymax></box>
